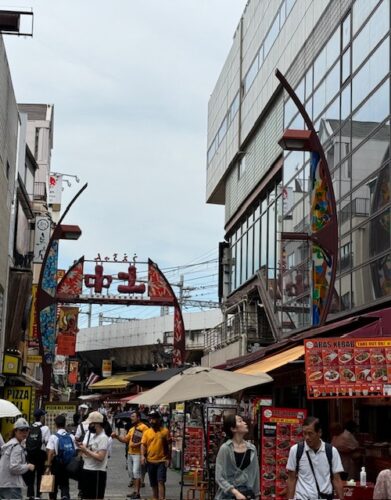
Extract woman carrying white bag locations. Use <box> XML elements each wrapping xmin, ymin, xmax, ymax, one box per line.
<box><xmin>0</xmin><ymin>418</ymin><xmax>35</xmax><ymax>499</ymax></box>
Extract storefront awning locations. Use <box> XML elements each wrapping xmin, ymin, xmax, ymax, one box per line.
<box><xmin>235</xmin><ymin>345</ymin><xmax>305</xmax><ymax>375</ymax></box>
<box><xmin>89</xmin><ymin>374</ymin><xmax>133</xmax><ymax>390</ymax></box>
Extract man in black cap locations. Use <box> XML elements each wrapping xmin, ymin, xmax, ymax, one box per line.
<box><xmin>26</xmin><ymin>408</ymin><xmax>51</xmax><ymax>500</ymax></box>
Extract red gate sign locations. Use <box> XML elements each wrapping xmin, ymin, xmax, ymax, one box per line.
<box><xmin>305</xmin><ymin>337</ymin><xmax>391</xmax><ymax>399</ymax></box>
<box><xmin>261</xmin><ymin>407</ymin><xmax>307</xmax><ymax>500</ymax></box>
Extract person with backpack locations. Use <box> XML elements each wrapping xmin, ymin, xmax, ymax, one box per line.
<box><xmin>78</xmin><ymin>411</ymin><xmax>109</xmax><ymax>500</ymax></box>
<box><xmin>286</xmin><ymin>416</ymin><xmax>344</xmax><ymax>500</ymax></box>
<box><xmin>0</xmin><ymin>418</ymin><xmax>35</xmax><ymax>499</ymax></box>
<box><xmin>26</xmin><ymin>408</ymin><xmax>51</xmax><ymax>500</ymax></box>
<box><xmin>46</xmin><ymin>414</ymin><xmax>76</xmax><ymax>500</ymax></box>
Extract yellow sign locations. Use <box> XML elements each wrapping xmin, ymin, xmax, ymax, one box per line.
<box><xmin>2</xmin><ymin>354</ymin><xmax>21</xmax><ymax>374</ymax></box>
<box><xmin>27</xmin><ymin>355</ymin><xmax>42</xmax><ymax>363</ymax></box>
<box><xmin>28</xmin><ymin>285</ymin><xmax>37</xmax><ymax>341</ymax></box>
<box><xmin>1</xmin><ymin>386</ymin><xmax>32</xmax><ymax>440</ymax></box>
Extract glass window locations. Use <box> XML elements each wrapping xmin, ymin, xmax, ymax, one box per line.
<box><xmin>268</xmin><ymin>204</ymin><xmax>276</xmax><ymax>279</ymax></box>
<box><xmin>352</xmin><ymin>38</ymin><xmax>389</xmax><ymax>112</ymax></box>
<box><xmin>313</xmin><ymin>79</ymin><xmax>326</xmax><ymax>119</ymax></box>
<box><xmin>295</xmin><ymin>77</ymin><xmax>305</xmax><ymax>103</ymax></box>
<box><xmin>314</xmin><ymin>46</ymin><xmax>327</xmax><ymax>88</ymax></box>
<box><xmin>244</xmin><ymin>55</ymin><xmax>259</xmax><ymax>94</ymax></box>
<box><xmin>254</xmin><ymin>219</ymin><xmax>260</xmax><ymax>271</ymax></box>
<box><xmin>264</xmin><ymin>15</ymin><xmax>279</xmax><ymax>56</ymax></box>
<box><xmin>241</xmin><ymin>233</ymin><xmax>248</xmax><ymax>283</ymax></box>
<box><xmin>342</xmin><ymin>13</ymin><xmax>351</xmax><ymax>50</ymax></box>
<box><xmin>261</xmin><ymin>213</ymin><xmax>267</xmax><ymax>267</ymax></box>
<box><xmin>218</xmin><ymin>117</ymin><xmax>227</xmax><ymax>144</ymax></box>
<box><xmin>353</xmin><ymin>0</ymin><xmax>381</xmax><ymax>35</ymax></box>
<box><xmin>284</xmin><ymin>150</ymin><xmax>304</xmax><ymax>188</ymax></box>
<box><xmin>325</xmin><ymin>61</ymin><xmax>340</xmax><ymax>105</ymax></box>
<box><xmin>305</xmin><ymin>66</ymin><xmax>313</xmax><ymax>99</ymax></box>
<box><xmin>231</xmin><ymin>243</ymin><xmax>236</xmax><ymax>291</ymax></box>
<box><xmin>351</xmin><ymin>184</ymin><xmax>371</xmax><ymax>231</ymax></box>
<box><xmin>284</xmin><ymin>98</ymin><xmax>296</xmax><ymax>127</ymax></box>
<box><xmin>236</xmin><ymin>237</ymin><xmax>242</xmax><ymax>287</ymax></box>
<box><xmin>248</xmin><ymin>225</ymin><xmax>254</xmax><ymax>277</ymax></box>
<box><xmin>352</xmin><ymin>0</ymin><xmax>390</xmax><ymax>72</ymax></box>
<box><xmin>286</xmin><ymin>0</ymin><xmax>295</xmax><ymax>15</ymax></box>
<box><xmin>341</xmin><ymin>83</ymin><xmax>351</xmax><ymax>121</ymax></box>
<box><xmin>258</xmin><ymin>44</ymin><xmax>264</xmax><ymax>67</ymax></box>
<box><xmin>342</xmin><ymin>49</ymin><xmax>351</xmax><ymax>83</ymax></box>
<box><xmin>207</xmin><ymin>138</ymin><xmax>216</xmax><ymax>164</ymax></box>
<box><xmin>353</xmin><ymin>80</ymin><xmax>390</xmax><ymax>125</ymax></box>
<box><xmin>230</xmin><ymin>92</ymin><xmax>240</xmax><ymax>122</ymax></box>
<box><xmin>279</xmin><ymin>2</ymin><xmax>286</xmax><ymax>28</ymax></box>
<box><xmin>326</xmin><ymin>28</ymin><xmax>340</xmax><ymax>69</ymax></box>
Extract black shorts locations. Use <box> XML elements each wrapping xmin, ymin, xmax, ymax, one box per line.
<box><xmin>147</xmin><ymin>462</ymin><xmax>167</xmax><ymax>486</ymax></box>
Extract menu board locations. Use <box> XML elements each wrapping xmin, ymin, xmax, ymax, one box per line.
<box><xmin>184</xmin><ymin>426</ymin><xmax>204</xmax><ymax>470</ymax></box>
<box><xmin>261</xmin><ymin>407</ymin><xmax>307</xmax><ymax>500</ymax></box>
<box><xmin>305</xmin><ymin>337</ymin><xmax>391</xmax><ymax>399</ymax></box>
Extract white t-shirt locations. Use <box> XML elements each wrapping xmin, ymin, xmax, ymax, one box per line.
<box><xmin>286</xmin><ymin>440</ymin><xmax>343</xmax><ymax>500</ymax></box>
<box><xmin>82</xmin><ymin>431</ymin><xmax>109</xmax><ymax>471</ymax></box>
<box><xmin>75</xmin><ymin>421</ymin><xmax>89</xmax><ymax>442</ymax></box>
<box><xmin>47</xmin><ymin>428</ymin><xmax>76</xmax><ymax>456</ymax></box>
<box><xmin>31</xmin><ymin>422</ymin><xmax>51</xmax><ymax>451</ymax></box>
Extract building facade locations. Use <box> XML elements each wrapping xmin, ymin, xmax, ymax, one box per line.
<box><xmin>206</xmin><ymin>0</ymin><xmax>391</xmax><ymax>365</ymax></box>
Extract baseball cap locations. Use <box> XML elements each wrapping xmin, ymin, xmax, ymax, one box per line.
<box><xmin>33</xmin><ymin>408</ymin><xmax>46</xmax><ymax>418</ymax></box>
<box><xmin>14</xmin><ymin>418</ymin><xmax>30</xmax><ymax>430</ymax></box>
<box><xmin>79</xmin><ymin>404</ymin><xmax>89</xmax><ymax>410</ymax></box>
<box><xmin>148</xmin><ymin>410</ymin><xmax>161</xmax><ymax>419</ymax></box>
<box><xmin>85</xmin><ymin>411</ymin><xmax>104</xmax><ymax>424</ymax></box>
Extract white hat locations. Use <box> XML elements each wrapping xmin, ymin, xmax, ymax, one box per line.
<box><xmin>14</xmin><ymin>418</ymin><xmax>29</xmax><ymax>430</ymax></box>
<box><xmin>85</xmin><ymin>411</ymin><xmax>104</xmax><ymax>424</ymax></box>
<box><xmin>79</xmin><ymin>404</ymin><xmax>89</xmax><ymax>410</ymax></box>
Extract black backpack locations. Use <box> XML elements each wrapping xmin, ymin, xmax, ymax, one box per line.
<box><xmin>26</xmin><ymin>425</ymin><xmax>43</xmax><ymax>461</ymax></box>
<box><xmin>296</xmin><ymin>441</ymin><xmax>333</xmax><ymax>477</ymax></box>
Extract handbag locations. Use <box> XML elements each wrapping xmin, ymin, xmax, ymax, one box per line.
<box><xmin>66</xmin><ymin>453</ymin><xmax>84</xmax><ymax>480</ymax></box>
<box><xmin>40</xmin><ymin>474</ymin><xmax>55</xmax><ymax>493</ymax></box>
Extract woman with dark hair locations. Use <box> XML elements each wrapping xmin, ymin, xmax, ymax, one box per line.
<box><xmin>214</xmin><ymin>414</ymin><xmax>259</xmax><ymax>499</ymax></box>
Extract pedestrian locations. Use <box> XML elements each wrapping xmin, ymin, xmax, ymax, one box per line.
<box><xmin>330</xmin><ymin>421</ymin><xmax>359</xmax><ymax>480</ymax></box>
<box><xmin>141</xmin><ymin>410</ymin><xmax>170</xmax><ymax>500</ymax></box>
<box><xmin>73</xmin><ymin>404</ymin><xmax>89</xmax><ymax>428</ymax></box>
<box><xmin>373</xmin><ymin>467</ymin><xmax>391</xmax><ymax>499</ymax></box>
<box><xmin>286</xmin><ymin>416</ymin><xmax>344</xmax><ymax>500</ymax></box>
<box><xmin>25</xmin><ymin>408</ymin><xmax>51</xmax><ymax>500</ymax></box>
<box><xmin>46</xmin><ymin>414</ymin><xmax>76</xmax><ymax>500</ymax></box>
<box><xmin>112</xmin><ymin>410</ymin><xmax>149</xmax><ymax>499</ymax></box>
<box><xmin>78</xmin><ymin>411</ymin><xmax>109</xmax><ymax>500</ymax></box>
<box><xmin>0</xmin><ymin>418</ymin><xmax>35</xmax><ymax>500</ymax></box>
<box><xmin>214</xmin><ymin>414</ymin><xmax>259</xmax><ymax>500</ymax></box>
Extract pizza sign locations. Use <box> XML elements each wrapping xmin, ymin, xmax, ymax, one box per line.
<box><xmin>305</xmin><ymin>337</ymin><xmax>391</xmax><ymax>399</ymax></box>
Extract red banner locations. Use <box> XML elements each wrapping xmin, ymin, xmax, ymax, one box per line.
<box><xmin>305</xmin><ymin>337</ymin><xmax>391</xmax><ymax>399</ymax></box>
<box><xmin>184</xmin><ymin>426</ymin><xmax>203</xmax><ymax>471</ymax></box>
<box><xmin>56</xmin><ymin>307</ymin><xmax>79</xmax><ymax>356</ymax></box>
<box><xmin>148</xmin><ymin>260</ymin><xmax>174</xmax><ymax>301</ymax></box>
<box><xmin>57</xmin><ymin>258</ymin><xmax>84</xmax><ymax>297</ymax></box>
<box><xmin>261</xmin><ymin>407</ymin><xmax>307</xmax><ymax>500</ymax></box>
<box><xmin>68</xmin><ymin>360</ymin><xmax>79</xmax><ymax>384</ymax></box>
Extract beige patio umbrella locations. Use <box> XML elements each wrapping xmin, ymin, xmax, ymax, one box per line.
<box><xmin>0</xmin><ymin>399</ymin><xmax>21</xmax><ymax>418</ymax></box>
<box><xmin>130</xmin><ymin>366</ymin><xmax>273</xmax><ymax>405</ymax></box>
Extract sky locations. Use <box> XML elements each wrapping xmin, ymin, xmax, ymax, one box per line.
<box><xmin>3</xmin><ymin>0</ymin><xmax>247</xmax><ymax>324</ymax></box>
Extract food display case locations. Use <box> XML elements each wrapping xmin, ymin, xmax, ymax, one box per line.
<box><xmin>183</xmin><ymin>426</ymin><xmax>204</xmax><ymax>470</ymax></box>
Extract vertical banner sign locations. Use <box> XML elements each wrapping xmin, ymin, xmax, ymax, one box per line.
<box><xmin>1</xmin><ymin>386</ymin><xmax>32</xmax><ymax>441</ymax></box>
<box><xmin>48</xmin><ymin>173</ymin><xmax>63</xmax><ymax>205</ymax></box>
<box><xmin>261</xmin><ymin>407</ymin><xmax>307</xmax><ymax>500</ymax></box>
<box><xmin>56</xmin><ymin>307</ymin><xmax>79</xmax><ymax>356</ymax></box>
<box><xmin>53</xmin><ymin>355</ymin><xmax>67</xmax><ymax>375</ymax></box>
<box><xmin>28</xmin><ymin>285</ymin><xmax>39</xmax><ymax>347</ymax></box>
<box><xmin>173</xmin><ymin>305</ymin><xmax>185</xmax><ymax>366</ymax></box>
<box><xmin>102</xmin><ymin>359</ymin><xmax>112</xmax><ymax>377</ymax></box>
<box><xmin>33</xmin><ymin>217</ymin><xmax>51</xmax><ymax>263</ymax></box>
<box><xmin>305</xmin><ymin>337</ymin><xmax>391</xmax><ymax>399</ymax></box>
<box><xmin>68</xmin><ymin>360</ymin><xmax>79</xmax><ymax>385</ymax></box>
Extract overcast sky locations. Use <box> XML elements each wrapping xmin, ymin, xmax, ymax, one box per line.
<box><xmin>4</xmin><ymin>0</ymin><xmax>246</xmax><ymax>275</ymax></box>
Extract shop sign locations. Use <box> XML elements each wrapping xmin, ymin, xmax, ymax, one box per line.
<box><xmin>102</xmin><ymin>359</ymin><xmax>112</xmax><ymax>377</ymax></box>
<box><xmin>1</xmin><ymin>386</ymin><xmax>32</xmax><ymax>440</ymax></box>
<box><xmin>68</xmin><ymin>360</ymin><xmax>79</xmax><ymax>385</ymax></box>
<box><xmin>2</xmin><ymin>354</ymin><xmax>21</xmax><ymax>374</ymax></box>
<box><xmin>48</xmin><ymin>173</ymin><xmax>63</xmax><ymax>205</ymax></box>
<box><xmin>27</xmin><ymin>355</ymin><xmax>42</xmax><ymax>363</ymax></box>
<box><xmin>305</xmin><ymin>337</ymin><xmax>391</xmax><ymax>399</ymax></box>
<box><xmin>33</xmin><ymin>216</ymin><xmax>51</xmax><ymax>263</ymax></box>
<box><xmin>53</xmin><ymin>355</ymin><xmax>67</xmax><ymax>375</ymax></box>
<box><xmin>261</xmin><ymin>407</ymin><xmax>307</xmax><ymax>499</ymax></box>
<box><xmin>44</xmin><ymin>403</ymin><xmax>76</xmax><ymax>433</ymax></box>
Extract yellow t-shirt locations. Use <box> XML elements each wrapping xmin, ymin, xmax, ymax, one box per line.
<box><xmin>141</xmin><ymin>426</ymin><xmax>170</xmax><ymax>463</ymax></box>
<box><xmin>126</xmin><ymin>423</ymin><xmax>149</xmax><ymax>455</ymax></box>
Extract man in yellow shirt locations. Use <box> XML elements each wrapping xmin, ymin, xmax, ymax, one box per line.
<box><xmin>141</xmin><ymin>411</ymin><xmax>170</xmax><ymax>500</ymax></box>
<box><xmin>112</xmin><ymin>410</ymin><xmax>148</xmax><ymax>499</ymax></box>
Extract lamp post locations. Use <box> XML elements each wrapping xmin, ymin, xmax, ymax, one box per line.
<box><xmin>276</xmin><ymin>69</ymin><xmax>338</xmax><ymax>327</ymax></box>
<box><xmin>36</xmin><ymin>184</ymin><xmax>86</xmax><ymax>401</ymax></box>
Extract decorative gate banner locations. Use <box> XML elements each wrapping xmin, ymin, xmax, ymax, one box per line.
<box><xmin>305</xmin><ymin>337</ymin><xmax>391</xmax><ymax>399</ymax></box>
<box><xmin>261</xmin><ymin>407</ymin><xmax>307</xmax><ymax>500</ymax></box>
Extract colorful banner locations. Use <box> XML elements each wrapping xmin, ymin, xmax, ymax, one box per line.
<box><xmin>53</xmin><ymin>355</ymin><xmax>67</xmax><ymax>375</ymax></box>
<box><xmin>261</xmin><ymin>407</ymin><xmax>307</xmax><ymax>500</ymax></box>
<box><xmin>57</xmin><ymin>257</ymin><xmax>84</xmax><ymax>297</ymax></box>
<box><xmin>305</xmin><ymin>337</ymin><xmax>391</xmax><ymax>399</ymax></box>
<box><xmin>56</xmin><ymin>307</ymin><xmax>79</xmax><ymax>356</ymax></box>
<box><xmin>28</xmin><ymin>285</ymin><xmax>39</xmax><ymax>347</ymax></box>
<box><xmin>183</xmin><ymin>426</ymin><xmax>203</xmax><ymax>471</ymax></box>
<box><xmin>68</xmin><ymin>360</ymin><xmax>79</xmax><ymax>384</ymax></box>
<box><xmin>1</xmin><ymin>386</ymin><xmax>33</xmax><ymax>440</ymax></box>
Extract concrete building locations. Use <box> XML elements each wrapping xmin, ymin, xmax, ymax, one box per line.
<box><xmin>206</xmin><ymin>0</ymin><xmax>391</xmax><ymax>365</ymax></box>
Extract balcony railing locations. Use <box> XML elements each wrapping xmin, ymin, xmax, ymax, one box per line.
<box><xmin>339</xmin><ymin>197</ymin><xmax>370</xmax><ymax>225</ymax></box>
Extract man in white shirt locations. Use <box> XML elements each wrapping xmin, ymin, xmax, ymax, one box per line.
<box><xmin>26</xmin><ymin>408</ymin><xmax>51</xmax><ymax>500</ymax></box>
<box><xmin>46</xmin><ymin>414</ymin><xmax>76</xmax><ymax>500</ymax></box>
<box><xmin>286</xmin><ymin>416</ymin><xmax>344</xmax><ymax>500</ymax></box>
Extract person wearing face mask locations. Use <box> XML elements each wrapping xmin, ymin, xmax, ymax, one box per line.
<box><xmin>78</xmin><ymin>411</ymin><xmax>109</xmax><ymax>500</ymax></box>
<box><xmin>0</xmin><ymin>418</ymin><xmax>35</xmax><ymax>500</ymax></box>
